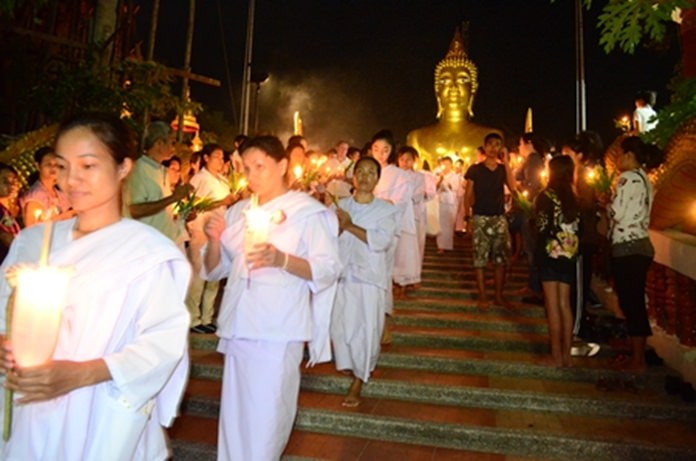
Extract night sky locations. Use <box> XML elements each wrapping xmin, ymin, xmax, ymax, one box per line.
<box><xmin>135</xmin><ymin>0</ymin><xmax>682</xmax><ymax>151</ymax></box>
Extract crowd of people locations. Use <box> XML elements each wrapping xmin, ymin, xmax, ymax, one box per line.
<box><xmin>0</xmin><ymin>110</ymin><xmax>666</xmax><ymax>460</ymax></box>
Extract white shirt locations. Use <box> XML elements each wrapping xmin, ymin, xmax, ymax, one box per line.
<box><xmin>188</xmin><ymin>167</ymin><xmax>230</xmax><ymax>231</ymax></box>
<box><xmin>633</xmin><ymin>105</ymin><xmax>658</xmax><ymax>133</ymax></box>
<box><xmin>203</xmin><ymin>190</ymin><xmax>341</xmax><ymax>364</ymax></box>
<box><xmin>609</xmin><ymin>169</ymin><xmax>653</xmax><ymax>244</ymax></box>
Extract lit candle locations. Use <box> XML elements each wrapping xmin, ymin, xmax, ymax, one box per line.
<box><xmin>243</xmin><ymin>195</ymin><xmax>271</xmax><ymax>260</ymax></box>
<box><xmin>522</xmin><ymin>190</ymin><xmax>529</xmax><ymax>198</ymax></box>
<box><xmin>586</xmin><ymin>167</ymin><xmax>597</xmax><ymax>183</ymax></box>
<box><xmin>293</xmin><ymin>165</ymin><xmax>303</xmax><ymax>180</ymax></box>
<box><xmin>235</xmin><ymin>177</ymin><xmax>248</xmax><ymax>194</ymax></box>
<box><xmin>5</xmin><ymin>219</ymin><xmax>69</xmax><ymax>440</ymax></box>
<box><xmin>11</xmin><ymin>266</ymin><xmax>70</xmax><ymax>368</ymax></box>
<box><xmin>540</xmin><ymin>169</ymin><xmax>548</xmax><ymax>183</ymax></box>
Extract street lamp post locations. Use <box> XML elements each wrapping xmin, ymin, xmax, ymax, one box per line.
<box><xmin>251</xmin><ymin>71</ymin><xmax>269</xmax><ymax>135</ymax></box>
<box><xmin>240</xmin><ymin>0</ymin><xmax>257</xmax><ymax>135</ymax></box>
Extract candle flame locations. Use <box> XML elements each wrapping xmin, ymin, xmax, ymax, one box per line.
<box><xmin>293</xmin><ymin>165</ymin><xmax>303</xmax><ymax>179</ymax></box>
<box><xmin>586</xmin><ymin>168</ymin><xmax>597</xmax><ymax>182</ymax></box>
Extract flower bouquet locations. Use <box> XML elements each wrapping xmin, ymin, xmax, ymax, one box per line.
<box><xmin>174</xmin><ymin>189</ymin><xmax>216</xmax><ymax>221</ymax></box>
<box><xmin>585</xmin><ymin>165</ymin><xmax>615</xmax><ymax>195</ymax></box>
<box><xmin>513</xmin><ymin>190</ymin><xmax>534</xmax><ymax>218</ymax></box>
<box><xmin>229</xmin><ymin>170</ymin><xmax>248</xmax><ymax>195</ymax></box>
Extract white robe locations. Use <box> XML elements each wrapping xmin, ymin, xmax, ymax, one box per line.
<box><xmin>392</xmin><ymin>169</ymin><xmax>422</xmax><ymax>286</ymax></box>
<box><xmin>331</xmin><ymin>197</ymin><xmax>398</xmax><ymax>382</ymax></box>
<box><xmin>423</xmin><ymin>171</ymin><xmax>440</xmax><ymax>236</ymax></box>
<box><xmin>202</xmin><ymin>190</ymin><xmax>340</xmax><ymax>461</ymax></box>
<box><xmin>373</xmin><ymin>165</ymin><xmax>415</xmax><ymax>310</ymax></box>
<box><xmin>0</xmin><ymin>218</ymin><xmax>191</xmax><ymax>461</ymax></box>
<box><xmin>186</xmin><ymin>168</ymin><xmax>230</xmax><ymax>327</ymax></box>
<box><xmin>437</xmin><ymin>172</ymin><xmax>460</xmax><ymax>250</ymax></box>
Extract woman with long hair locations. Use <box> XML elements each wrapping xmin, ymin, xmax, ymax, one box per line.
<box><xmin>21</xmin><ymin>146</ymin><xmax>75</xmax><ymax>227</ymax></box>
<box><xmin>534</xmin><ymin>155</ymin><xmax>580</xmax><ymax>367</ymax></box>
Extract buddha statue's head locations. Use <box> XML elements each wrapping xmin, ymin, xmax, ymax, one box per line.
<box><xmin>434</xmin><ymin>28</ymin><xmax>478</xmax><ymax>121</ymax></box>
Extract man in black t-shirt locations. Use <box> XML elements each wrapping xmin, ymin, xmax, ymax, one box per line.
<box><xmin>463</xmin><ymin>133</ymin><xmax>517</xmax><ymax>308</ymax></box>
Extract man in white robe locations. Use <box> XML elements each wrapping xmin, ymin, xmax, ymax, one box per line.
<box><xmin>202</xmin><ymin>190</ymin><xmax>340</xmax><ymax>461</ymax></box>
<box><xmin>0</xmin><ymin>218</ymin><xmax>191</xmax><ymax>461</ymax></box>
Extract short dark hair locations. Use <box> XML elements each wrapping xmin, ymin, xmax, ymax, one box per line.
<box><xmin>241</xmin><ymin>135</ymin><xmax>287</xmax><ymax>163</ymax></box>
<box><xmin>0</xmin><ymin>162</ymin><xmax>18</xmax><ymax>176</ymax></box>
<box><xmin>34</xmin><ymin>146</ymin><xmax>54</xmax><ymax>164</ymax></box>
<box><xmin>397</xmin><ymin>145</ymin><xmax>419</xmax><ymax>159</ymax></box>
<box><xmin>354</xmin><ymin>156</ymin><xmax>381</xmax><ymax>179</ymax></box>
<box><xmin>520</xmin><ymin>132</ymin><xmax>549</xmax><ymax>155</ymax></box>
<box><xmin>484</xmin><ymin>132</ymin><xmax>503</xmax><ymax>144</ymax></box>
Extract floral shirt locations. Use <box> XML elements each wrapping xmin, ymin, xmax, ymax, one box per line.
<box><xmin>534</xmin><ymin>189</ymin><xmax>580</xmax><ymax>268</ymax></box>
<box><xmin>608</xmin><ymin>168</ymin><xmax>652</xmax><ymax>245</ymax></box>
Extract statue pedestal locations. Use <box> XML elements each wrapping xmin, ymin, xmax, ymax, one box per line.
<box><xmin>647</xmin><ymin>229</ymin><xmax>696</xmax><ymax>386</ymax></box>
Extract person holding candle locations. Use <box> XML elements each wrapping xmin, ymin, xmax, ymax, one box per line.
<box><xmin>514</xmin><ymin>132</ymin><xmax>548</xmax><ymax>306</ymax></box>
<box><xmin>435</xmin><ymin>156</ymin><xmax>460</xmax><ymax>253</ymax></box>
<box><xmin>20</xmin><ymin>146</ymin><xmax>75</xmax><ymax>227</ymax></box>
<box><xmin>331</xmin><ymin>156</ymin><xmax>399</xmax><ymax>407</ymax></box>
<box><xmin>370</xmin><ymin>129</ymin><xmax>414</xmax><ymax>340</ymax></box>
<box><xmin>562</xmin><ymin>131</ymin><xmax>605</xmax><ymax>338</ymax></box>
<box><xmin>0</xmin><ymin>113</ymin><xmax>191</xmax><ymax>460</ymax></box>
<box><xmin>201</xmin><ymin>135</ymin><xmax>340</xmax><ymax>461</ymax></box>
<box><xmin>0</xmin><ymin>164</ymin><xmax>20</xmax><ymax>264</ymax></box>
<box><xmin>608</xmin><ymin>136</ymin><xmax>664</xmax><ymax>373</ymax></box>
<box><xmin>162</xmin><ymin>155</ymin><xmax>183</xmax><ymax>191</ymax></box>
<box><xmin>186</xmin><ymin>143</ymin><xmax>237</xmax><ymax>334</ymax></box>
<box><xmin>534</xmin><ymin>155</ymin><xmax>580</xmax><ymax>367</ymax></box>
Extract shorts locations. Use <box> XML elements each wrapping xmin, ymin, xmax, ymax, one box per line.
<box><xmin>472</xmin><ymin>214</ymin><xmax>511</xmax><ymax>268</ymax></box>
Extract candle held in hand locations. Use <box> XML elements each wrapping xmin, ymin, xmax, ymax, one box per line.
<box><xmin>11</xmin><ymin>266</ymin><xmax>70</xmax><ymax>367</ymax></box>
<box><xmin>243</xmin><ymin>196</ymin><xmax>272</xmax><ymax>261</ymax></box>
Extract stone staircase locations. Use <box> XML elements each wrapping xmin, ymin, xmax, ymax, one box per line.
<box><xmin>169</xmin><ymin>237</ymin><xmax>696</xmax><ymax>460</ymax></box>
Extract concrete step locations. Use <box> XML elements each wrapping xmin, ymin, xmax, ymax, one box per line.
<box><xmin>179</xmin><ymin>390</ymin><xmax>696</xmax><ymax>461</ymax></box>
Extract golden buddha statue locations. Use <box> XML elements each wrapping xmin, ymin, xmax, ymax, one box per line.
<box><xmin>407</xmin><ymin>28</ymin><xmax>502</xmax><ymax>166</ymax></box>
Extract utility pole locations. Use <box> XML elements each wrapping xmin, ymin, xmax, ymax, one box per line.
<box><xmin>240</xmin><ymin>0</ymin><xmax>256</xmax><ymax>135</ymax></box>
<box><xmin>177</xmin><ymin>0</ymin><xmax>196</xmax><ymax>142</ymax></box>
<box><xmin>575</xmin><ymin>0</ymin><xmax>587</xmax><ymax>133</ymax></box>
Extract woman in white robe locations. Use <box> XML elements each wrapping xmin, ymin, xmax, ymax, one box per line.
<box><xmin>202</xmin><ymin>136</ymin><xmax>340</xmax><ymax>461</ymax></box>
<box><xmin>436</xmin><ymin>157</ymin><xmax>461</xmax><ymax>252</ymax></box>
<box><xmin>369</xmin><ymin>130</ymin><xmax>414</xmax><ymax>343</ymax></box>
<box><xmin>0</xmin><ymin>113</ymin><xmax>191</xmax><ymax>461</ymax></box>
<box><xmin>397</xmin><ymin>146</ymin><xmax>430</xmax><ymax>289</ymax></box>
<box><xmin>331</xmin><ymin>156</ymin><xmax>399</xmax><ymax>407</ymax></box>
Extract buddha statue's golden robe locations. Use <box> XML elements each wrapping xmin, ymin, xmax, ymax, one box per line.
<box><xmin>407</xmin><ymin>28</ymin><xmax>502</xmax><ymax>166</ymax></box>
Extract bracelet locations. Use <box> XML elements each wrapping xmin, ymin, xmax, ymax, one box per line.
<box><xmin>282</xmin><ymin>252</ymin><xmax>290</xmax><ymax>271</ymax></box>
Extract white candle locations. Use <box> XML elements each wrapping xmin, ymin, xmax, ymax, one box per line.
<box><xmin>243</xmin><ymin>196</ymin><xmax>271</xmax><ymax>259</ymax></box>
<box><xmin>11</xmin><ymin>266</ymin><xmax>70</xmax><ymax>368</ymax></box>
